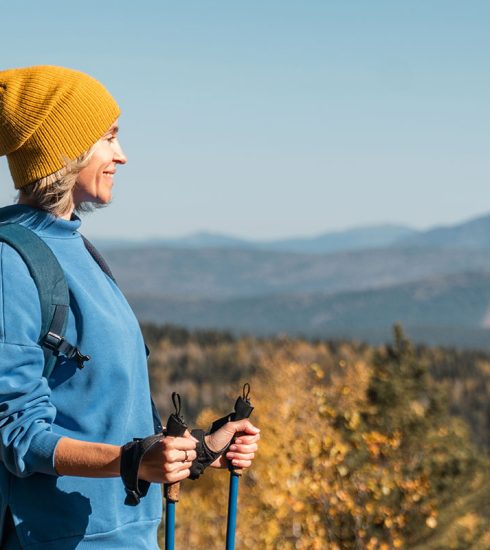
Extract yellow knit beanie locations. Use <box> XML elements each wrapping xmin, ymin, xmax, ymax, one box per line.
<box><xmin>0</xmin><ymin>65</ymin><xmax>121</xmax><ymax>188</ymax></box>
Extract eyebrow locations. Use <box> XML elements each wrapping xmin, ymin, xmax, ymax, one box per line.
<box><xmin>105</xmin><ymin>125</ymin><xmax>119</xmax><ymax>137</ymax></box>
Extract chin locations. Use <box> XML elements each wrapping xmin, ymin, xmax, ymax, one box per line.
<box><xmin>75</xmin><ymin>199</ymin><xmax>111</xmax><ymax>214</ymax></box>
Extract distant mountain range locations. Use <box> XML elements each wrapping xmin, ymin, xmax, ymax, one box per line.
<box><xmin>125</xmin><ymin>272</ymin><xmax>490</xmax><ymax>349</ymax></box>
<box><xmin>104</xmin><ymin>245</ymin><xmax>490</xmax><ymax>299</ymax></box>
<box><xmin>395</xmin><ymin>214</ymin><xmax>490</xmax><ymax>250</ymax></box>
<box><xmin>96</xmin><ymin>213</ymin><xmax>490</xmax><ymax>255</ymax></box>
<box><xmin>152</xmin><ymin>224</ymin><xmax>417</xmax><ymax>254</ymax></box>
<box><xmin>97</xmin><ymin>212</ymin><xmax>490</xmax><ymax>349</ymax></box>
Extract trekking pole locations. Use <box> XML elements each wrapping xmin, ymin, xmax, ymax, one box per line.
<box><xmin>225</xmin><ymin>383</ymin><xmax>254</xmax><ymax>550</ymax></box>
<box><xmin>164</xmin><ymin>392</ymin><xmax>188</xmax><ymax>550</ymax></box>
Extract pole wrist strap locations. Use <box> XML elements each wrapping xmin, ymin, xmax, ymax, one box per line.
<box><xmin>120</xmin><ymin>433</ymin><xmax>163</xmax><ymax>506</ymax></box>
<box><xmin>189</xmin><ymin>384</ymin><xmax>254</xmax><ymax>480</ymax></box>
<box><xmin>189</xmin><ymin>429</ymin><xmax>228</xmax><ymax>479</ymax></box>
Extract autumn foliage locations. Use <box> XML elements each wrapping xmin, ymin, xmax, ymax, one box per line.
<box><xmin>143</xmin><ymin>324</ymin><xmax>489</xmax><ymax>549</ymax></box>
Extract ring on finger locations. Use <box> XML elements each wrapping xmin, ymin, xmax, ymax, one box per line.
<box><xmin>183</xmin><ymin>450</ymin><xmax>189</xmax><ymax>462</ymax></box>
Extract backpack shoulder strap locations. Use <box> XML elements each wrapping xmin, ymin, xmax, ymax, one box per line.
<box><xmin>81</xmin><ymin>235</ymin><xmax>116</xmax><ymax>283</ymax></box>
<box><xmin>0</xmin><ymin>223</ymin><xmax>89</xmax><ymax>379</ymax></box>
<box><xmin>80</xmin><ymin>235</ymin><xmax>163</xmax><ymax>434</ymax></box>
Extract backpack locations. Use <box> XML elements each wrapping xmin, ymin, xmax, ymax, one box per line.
<box><xmin>0</xmin><ymin>222</ymin><xmax>114</xmax><ymax>376</ymax></box>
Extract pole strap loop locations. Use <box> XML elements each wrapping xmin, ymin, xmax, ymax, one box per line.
<box><xmin>120</xmin><ymin>433</ymin><xmax>164</xmax><ymax>506</ymax></box>
<box><xmin>189</xmin><ymin>383</ymin><xmax>254</xmax><ymax>480</ymax></box>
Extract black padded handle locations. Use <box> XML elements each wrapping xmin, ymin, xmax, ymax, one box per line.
<box><xmin>165</xmin><ymin>393</ymin><xmax>188</xmax><ymax>502</ymax></box>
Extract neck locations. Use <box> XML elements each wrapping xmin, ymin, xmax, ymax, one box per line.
<box><xmin>17</xmin><ymin>195</ymin><xmax>74</xmax><ymax>220</ymax></box>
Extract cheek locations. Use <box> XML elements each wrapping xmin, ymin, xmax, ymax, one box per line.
<box><xmin>77</xmin><ymin>166</ymin><xmax>96</xmax><ymax>188</ymax></box>
<box><xmin>79</xmin><ymin>155</ymin><xmax>106</xmax><ymax>183</ymax></box>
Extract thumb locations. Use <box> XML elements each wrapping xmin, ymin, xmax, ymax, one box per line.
<box><xmin>228</xmin><ymin>419</ymin><xmax>260</xmax><ymax>435</ymax></box>
<box><xmin>205</xmin><ymin>419</ymin><xmax>259</xmax><ymax>453</ymax></box>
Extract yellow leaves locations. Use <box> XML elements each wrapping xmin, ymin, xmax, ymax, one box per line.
<box><xmin>318</xmin><ymin>404</ymin><xmax>336</xmax><ymax>418</ymax></box>
<box><xmin>456</xmin><ymin>512</ymin><xmax>480</xmax><ymax>532</ymax></box>
<box><xmin>310</xmin><ymin>362</ymin><xmax>325</xmax><ymax>379</ymax></box>
<box><xmin>349</xmin><ymin>410</ymin><xmax>361</xmax><ymax>429</ymax></box>
<box><xmin>384</xmin><ymin>517</ymin><xmax>394</xmax><ymax>528</ymax></box>
<box><xmin>159</xmin><ymin>334</ymin><xmax>485</xmax><ymax>549</ymax></box>
<box><xmin>307</xmin><ymin>438</ymin><xmax>321</xmax><ymax>458</ymax></box>
<box><xmin>343</xmin><ymin>410</ymin><xmax>361</xmax><ymax>430</ymax></box>
<box><xmin>381</xmin><ymin>485</ymin><xmax>391</xmax><ymax>496</ymax></box>
<box><xmin>391</xmin><ymin>432</ymin><xmax>402</xmax><ymax>450</ymax></box>
<box><xmin>361</xmin><ymin>431</ymin><xmax>402</xmax><ymax>458</ymax></box>
<box><xmin>335</xmin><ymin>489</ymin><xmax>349</xmax><ymax>502</ymax></box>
<box><xmin>337</xmin><ymin>465</ymin><xmax>349</xmax><ymax>477</ymax></box>
<box><xmin>362</xmin><ymin>431</ymin><xmax>390</xmax><ymax>458</ymax></box>
<box><xmin>410</xmin><ymin>399</ymin><xmax>426</xmax><ymax>417</ymax></box>
<box><xmin>292</xmin><ymin>500</ymin><xmax>305</xmax><ymax>512</ymax></box>
<box><xmin>329</xmin><ymin>441</ymin><xmax>349</xmax><ymax>461</ymax></box>
<box><xmin>426</xmin><ymin>516</ymin><xmax>438</xmax><ymax>529</ymax></box>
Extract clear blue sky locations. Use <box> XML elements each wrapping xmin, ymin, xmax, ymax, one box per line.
<box><xmin>1</xmin><ymin>0</ymin><xmax>489</xmax><ymax>240</ymax></box>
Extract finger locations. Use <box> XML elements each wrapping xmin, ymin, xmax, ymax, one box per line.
<box><xmin>165</xmin><ymin>468</ymin><xmax>191</xmax><ymax>484</ymax></box>
<box><xmin>228</xmin><ymin>419</ymin><xmax>260</xmax><ymax>435</ymax></box>
<box><xmin>234</xmin><ymin>434</ymin><xmax>260</xmax><ymax>445</ymax></box>
<box><xmin>173</xmin><ymin>436</ymin><xmax>197</xmax><ymax>450</ymax></box>
<box><xmin>229</xmin><ymin>458</ymin><xmax>252</xmax><ymax>469</ymax></box>
<box><xmin>165</xmin><ymin>436</ymin><xmax>197</xmax><ymax>451</ymax></box>
<box><xmin>229</xmin><ymin>443</ymin><xmax>258</xmax><ymax>454</ymax></box>
<box><xmin>166</xmin><ymin>449</ymin><xmax>197</xmax><ymax>463</ymax></box>
<box><xmin>226</xmin><ymin>451</ymin><xmax>255</xmax><ymax>461</ymax></box>
<box><xmin>164</xmin><ymin>459</ymin><xmax>195</xmax><ymax>474</ymax></box>
<box><xmin>175</xmin><ymin>460</ymin><xmax>193</xmax><ymax>471</ymax></box>
<box><xmin>184</xmin><ymin>429</ymin><xmax>199</xmax><ymax>443</ymax></box>
<box><xmin>178</xmin><ymin>449</ymin><xmax>196</xmax><ymax>463</ymax></box>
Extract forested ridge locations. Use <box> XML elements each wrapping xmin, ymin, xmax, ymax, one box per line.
<box><xmin>143</xmin><ymin>323</ymin><xmax>490</xmax><ymax>549</ymax></box>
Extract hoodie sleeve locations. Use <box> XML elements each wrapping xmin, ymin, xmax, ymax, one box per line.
<box><xmin>0</xmin><ymin>242</ymin><xmax>62</xmax><ymax>477</ymax></box>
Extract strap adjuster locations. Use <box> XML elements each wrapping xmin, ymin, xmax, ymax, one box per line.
<box><xmin>43</xmin><ymin>331</ymin><xmax>64</xmax><ymax>350</ymax></box>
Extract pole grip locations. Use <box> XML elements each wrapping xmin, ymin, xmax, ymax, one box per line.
<box><xmin>225</xmin><ymin>384</ymin><xmax>253</xmax><ymax>550</ymax></box>
<box><xmin>165</xmin><ymin>482</ymin><xmax>181</xmax><ymax>502</ymax></box>
<box><xmin>230</xmin><ymin>383</ymin><xmax>254</xmax><ymax>475</ymax></box>
<box><xmin>164</xmin><ymin>392</ymin><xmax>188</xmax><ymax>503</ymax></box>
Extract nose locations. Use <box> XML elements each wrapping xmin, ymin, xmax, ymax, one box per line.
<box><xmin>113</xmin><ymin>142</ymin><xmax>128</xmax><ymax>165</ymax></box>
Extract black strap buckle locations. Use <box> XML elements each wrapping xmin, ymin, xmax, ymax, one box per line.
<box><xmin>124</xmin><ymin>488</ymin><xmax>141</xmax><ymax>506</ymax></box>
<box><xmin>71</xmin><ymin>349</ymin><xmax>91</xmax><ymax>370</ymax></box>
<box><xmin>43</xmin><ymin>332</ymin><xmax>91</xmax><ymax>369</ymax></box>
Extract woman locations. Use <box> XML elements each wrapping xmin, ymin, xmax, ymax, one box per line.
<box><xmin>0</xmin><ymin>65</ymin><xmax>260</xmax><ymax>549</ymax></box>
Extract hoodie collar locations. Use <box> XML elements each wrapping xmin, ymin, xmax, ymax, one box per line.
<box><xmin>0</xmin><ymin>204</ymin><xmax>81</xmax><ymax>238</ymax></box>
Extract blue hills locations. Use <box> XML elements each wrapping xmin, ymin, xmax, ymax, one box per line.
<box><xmin>98</xmin><ymin>213</ymin><xmax>490</xmax><ymax>349</ymax></box>
<box><xmin>97</xmin><ymin>212</ymin><xmax>490</xmax><ymax>254</ymax></box>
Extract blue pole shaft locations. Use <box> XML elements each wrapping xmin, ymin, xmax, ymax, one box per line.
<box><xmin>226</xmin><ymin>472</ymin><xmax>240</xmax><ymax>550</ymax></box>
<box><xmin>165</xmin><ymin>500</ymin><xmax>176</xmax><ymax>550</ymax></box>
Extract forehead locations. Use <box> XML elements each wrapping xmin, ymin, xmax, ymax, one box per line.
<box><xmin>106</xmin><ymin>119</ymin><xmax>119</xmax><ymax>133</ymax></box>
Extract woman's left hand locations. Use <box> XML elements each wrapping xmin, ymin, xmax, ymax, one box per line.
<box><xmin>206</xmin><ymin>419</ymin><xmax>260</xmax><ymax>470</ymax></box>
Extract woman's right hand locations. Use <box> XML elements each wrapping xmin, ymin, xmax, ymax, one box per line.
<box><xmin>138</xmin><ymin>432</ymin><xmax>197</xmax><ymax>484</ymax></box>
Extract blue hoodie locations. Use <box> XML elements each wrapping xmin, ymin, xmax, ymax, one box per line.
<box><xmin>0</xmin><ymin>205</ymin><xmax>162</xmax><ymax>549</ymax></box>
